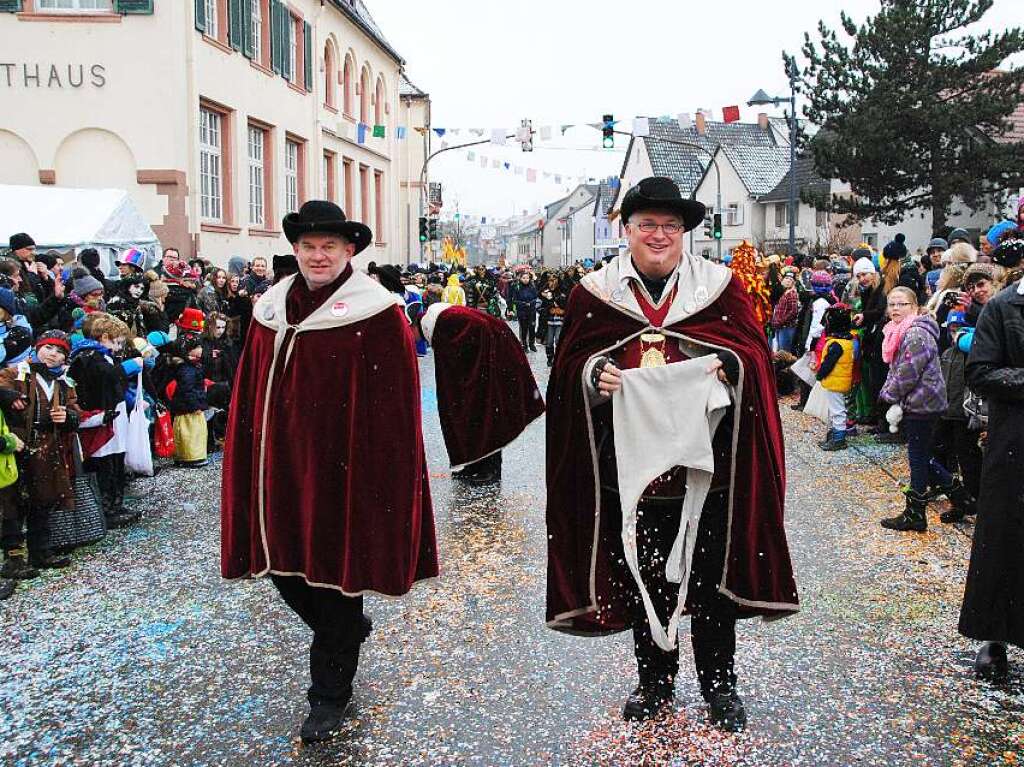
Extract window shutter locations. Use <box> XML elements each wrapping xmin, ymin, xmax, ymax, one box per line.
<box><xmin>303</xmin><ymin>21</ymin><xmax>312</xmax><ymax>92</ymax></box>
<box><xmin>282</xmin><ymin>8</ymin><xmax>292</xmax><ymax>82</ymax></box>
<box><xmin>0</xmin><ymin>0</ymin><xmax>22</xmax><ymax>11</ymax></box>
<box><xmin>228</xmin><ymin>0</ymin><xmax>242</xmax><ymax>50</ymax></box>
<box><xmin>241</xmin><ymin>0</ymin><xmax>254</xmax><ymax>59</ymax></box>
<box><xmin>194</xmin><ymin>0</ymin><xmax>205</xmax><ymax>32</ymax></box>
<box><xmin>115</xmin><ymin>0</ymin><xmax>153</xmax><ymax>12</ymax></box>
<box><xmin>270</xmin><ymin>0</ymin><xmax>281</xmax><ymax>74</ymax></box>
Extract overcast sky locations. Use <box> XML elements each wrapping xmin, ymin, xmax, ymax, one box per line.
<box><xmin>369</xmin><ymin>0</ymin><xmax>1021</xmax><ymax>222</ymax></box>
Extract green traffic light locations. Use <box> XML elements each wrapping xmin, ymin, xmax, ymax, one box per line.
<box><xmin>419</xmin><ymin>234</ymin><xmax>428</xmax><ymax>243</ymax></box>
<box><xmin>602</xmin><ymin>136</ymin><xmax>614</xmax><ymax>149</ymax></box>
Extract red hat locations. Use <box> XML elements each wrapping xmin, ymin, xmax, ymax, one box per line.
<box><xmin>176</xmin><ymin>307</ymin><xmax>205</xmax><ymax>332</ymax></box>
<box><xmin>34</xmin><ymin>329</ymin><xmax>71</xmax><ymax>355</ymax></box>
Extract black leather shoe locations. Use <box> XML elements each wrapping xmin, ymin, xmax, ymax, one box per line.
<box><xmin>0</xmin><ymin>578</ymin><xmax>14</xmax><ymax>600</ymax></box>
<box><xmin>30</xmin><ymin>553</ymin><xmax>72</xmax><ymax>570</ymax></box>
<box><xmin>708</xmin><ymin>692</ymin><xmax>747</xmax><ymax>732</ymax></box>
<box><xmin>622</xmin><ymin>684</ymin><xmax>673</xmax><ymax>722</ymax></box>
<box><xmin>300</xmin><ymin>699</ymin><xmax>351</xmax><ymax>744</ymax></box>
<box><xmin>974</xmin><ymin>642</ymin><xmax>1009</xmax><ymax>683</ymax></box>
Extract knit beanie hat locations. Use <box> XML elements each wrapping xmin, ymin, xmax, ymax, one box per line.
<box><xmin>8</xmin><ymin>233</ymin><xmax>34</xmax><ymax>251</ymax></box>
<box><xmin>34</xmin><ymin>329</ymin><xmax>71</xmax><ymax>355</ymax></box>
<box><xmin>0</xmin><ymin>287</ymin><xmax>17</xmax><ymax>316</ymax></box>
<box><xmin>851</xmin><ymin>245</ymin><xmax>873</xmax><ymax>261</ymax></box>
<box><xmin>882</xmin><ymin>233</ymin><xmax>907</xmax><ymax>262</ymax></box>
<box><xmin>36</xmin><ymin>252</ymin><xmax>59</xmax><ymax>270</ymax></box>
<box><xmin>810</xmin><ymin>270</ymin><xmax>833</xmax><ymax>289</ymax></box>
<box><xmin>991</xmin><ymin>236</ymin><xmax>1024</xmax><ymax>269</ymax></box>
<box><xmin>79</xmin><ymin>248</ymin><xmax>101</xmax><ymax>269</ymax></box>
<box><xmin>73</xmin><ymin>274</ymin><xmax>105</xmax><ymax>297</ymax></box>
<box><xmin>963</xmin><ymin>264</ymin><xmax>996</xmax><ymax>288</ymax></box>
<box><xmin>948</xmin><ymin>228</ymin><xmax>970</xmax><ymax>244</ymax></box>
<box><xmin>853</xmin><ymin>257</ymin><xmax>876</xmax><ymax>276</ymax></box>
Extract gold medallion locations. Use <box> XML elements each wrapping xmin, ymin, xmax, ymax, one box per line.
<box><xmin>639</xmin><ymin>332</ymin><xmax>667</xmax><ymax>368</ymax></box>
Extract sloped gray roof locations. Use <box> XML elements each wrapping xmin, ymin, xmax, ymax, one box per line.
<box><xmin>399</xmin><ymin>72</ymin><xmax>427</xmax><ymax>98</ymax></box>
<box><xmin>761</xmin><ymin>154</ymin><xmax>831</xmax><ymax>203</ymax></box>
<box><xmin>594</xmin><ymin>179</ymin><xmax>621</xmax><ymax>217</ymax></box>
<box><xmin>643</xmin><ymin>116</ymin><xmax>782</xmax><ymax>196</ymax></box>
<box><xmin>720</xmin><ymin>144</ymin><xmax>792</xmax><ymax>195</ymax></box>
<box><xmin>329</xmin><ymin>0</ymin><xmax>404</xmax><ymax>64</ymax></box>
<box><xmin>545</xmin><ymin>195</ymin><xmax>570</xmax><ymax>220</ymax></box>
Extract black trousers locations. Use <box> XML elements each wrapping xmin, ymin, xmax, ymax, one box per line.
<box><xmin>624</xmin><ymin>491</ymin><xmax>738</xmax><ymax>702</ymax></box>
<box><xmin>932</xmin><ymin>419</ymin><xmax>983</xmax><ymax>500</ymax></box>
<box><xmin>271</xmin><ymin>574</ymin><xmax>370</xmax><ymax>706</ymax></box>
<box><xmin>85</xmin><ymin>453</ymin><xmax>125</xmax><ymax>518</ymax></box>
<box><xmin>0</xmin><ymin>490</ymin><xmax>53</xmax><ymax>559</ymax></box>
<box><xmin>517</xmin><ymin>313</ymin><xmax>536</xmax><ymax>348</ymax></box>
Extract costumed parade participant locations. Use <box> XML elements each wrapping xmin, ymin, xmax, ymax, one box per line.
<box><xmin>545</xmin><ymin>177</ymin><xmax>798</xmax><ymax>732</ymax></box>
<box><xmin>221</xmin><ymin>200</ymin><xmax>437</xmax><ymax>744</ymax></box>
<box><xmin>406</xmin><ymin>298</ymin><xmax>545</xmax><ymax>485</ymax></box>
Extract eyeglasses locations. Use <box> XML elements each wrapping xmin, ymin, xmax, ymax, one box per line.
<box><xmin>887</xmin><ymin>302</ymin><xmax>913</xmax><ymax>309</ymax></box>
<box><xmin>632</xmin><ymin>222</ymin><xmax>684</xmax><ymax>235</ymax></box>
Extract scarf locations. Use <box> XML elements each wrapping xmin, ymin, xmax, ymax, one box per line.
<box><xmin>881</xmin><ymin>313</ymin><xmax>918</xmax><ymax>364</ymax></box>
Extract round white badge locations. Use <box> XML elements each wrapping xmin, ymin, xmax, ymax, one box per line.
<box><xmin>331</xmin><ymin>301</ymin><xmax>349</xmax><ymax>318</ymax></box>
<box><xmin>262</xmin><ymin>305</ymin><xmax>275</xmax><ymax>321</ymax></box>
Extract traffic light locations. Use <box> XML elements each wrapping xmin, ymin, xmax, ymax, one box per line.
<box><xmin>712</xmin><ymin>213</ymin><xmax>723</xmax><ymax>240</ymax></box>
<box><xmin>418</xmin><ymin>216</ymin><xmax>428</xmax><ymax>243</ymax></box>
<box><xmin>428</xmin><ymin>217</ymin><xmax>438</xmax><ymax>241</ymax></box>
<box><xmin>703</xmin><ymin>213</ymin><xmax>713</xmax><ymax>238</ymax></box>
<box><xmin>602</xmin><ymin>114</ymin><xmax>614</xmax><ymax>149</ymax></box>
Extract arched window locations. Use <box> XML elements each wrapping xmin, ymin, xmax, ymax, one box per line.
<box><xmin>323</xmin><ymin>41</ymin><xmax>336</xmax><ymax>109</ymax></box>
<box><xmin>342</xmin><ymin>53</ymin><xmax>354</xmax><ymax>115</ymax></box>
<box><xmin>374</xmin><ymin>76</ymin><xmax>385</xmax><ymax>127</ymax></box>
<box><xmin>359</xmin><ymin>66</ymin><xmax>371</xmax><ymax>124</ymax></box>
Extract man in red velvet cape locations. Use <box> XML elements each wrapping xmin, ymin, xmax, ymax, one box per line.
<box><xmin>406</xmin><ymin>297</ymin><xmax>545</xmax><ymax>484</ymax></box>
<box><xmin>221</xmin><ymin>200</ymin><xmax>437</xmax><ymax>744</ymax></box>
<box><xmin>546</xmin><ymin>177</ymin><xmax>798</xmax><ymax>731</ymax></box>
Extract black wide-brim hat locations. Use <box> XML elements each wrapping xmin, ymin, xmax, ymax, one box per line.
<box><xmin>282</xmin><ymin>200</ymin><xmax>373</xmax><ymax>253</ymax></box>
<box><xmin>619</xmin><ymin>176</ymin><xmax>706</xmax><ymax>232</ymax></box>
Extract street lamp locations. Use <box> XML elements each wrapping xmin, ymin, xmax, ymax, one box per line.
<box><xmin>749</xmin><ymin>78</ymin><xmax>798</xmax><ymax>256</ymax></box>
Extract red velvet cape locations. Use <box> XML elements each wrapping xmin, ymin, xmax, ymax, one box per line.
<box><xmin>546</xmin><ymin>277</ymin><xmax>798</xmax><ymax>633</ymax></box>
<box><xmin>221</xmin><ymin>296</ymin><xmax>437</xmax><ymax>596</ymax></box>
<box><xmin>430</xmin><ymin>306</ymin><xmax>545</xmax><ymax>468</ymax></box>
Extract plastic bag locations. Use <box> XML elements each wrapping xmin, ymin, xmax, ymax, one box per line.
<box><xmin>125</xmin><ymin>371</ymin><xmax>154</xmax><ymax>476</ymax></box>
<box><xmin>154</xmin><ymin>406</ymin><xmax>175</xmax><ymax>459</ymax></box>
<box><xmin>803</xmin><ymin>382</ymin><xmax>832</xmax><ymax>423</ymax></box>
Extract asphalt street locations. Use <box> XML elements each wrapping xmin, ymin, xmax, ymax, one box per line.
<box><xmin>1</xmin><ymin>343</ymin><xmax>1021</xmax><ymax>766</ymax></box>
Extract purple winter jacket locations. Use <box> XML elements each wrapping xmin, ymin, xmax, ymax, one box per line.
<box><xmin>879</xmin><ymin>315</ymin><xmax>947</xmax><ymax>416</ymax></box>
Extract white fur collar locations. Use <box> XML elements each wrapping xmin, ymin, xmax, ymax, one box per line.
<box><xmin>580</xmin><ymin>253</ymin><xmax>733</xmax><ymax>326</ymax></box>
<box><xmin>420</xmin><ymin>302</ymin><xmax>451</xmax><ymax>346</ymax></box>
<box><xmin>252</xmin><ymin>271</ymin><xmax>400</xmax><ymax>332</ymax></box>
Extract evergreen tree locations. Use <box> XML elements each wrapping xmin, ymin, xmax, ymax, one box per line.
<box><xmin>789</xmin><ymin>0</ymin><xmax>1024</xmax><ymax>231</ymax></box>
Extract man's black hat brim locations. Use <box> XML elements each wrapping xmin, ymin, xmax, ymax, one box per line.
<box><xmin>282</xmin><ymin>200</ymin><xmax>373</xmax><ymax>254</ymax></box>
<box><xmin>619</xmin><ymin>176</ymin><xmax>706</xmax><ymax>232</ymax></box>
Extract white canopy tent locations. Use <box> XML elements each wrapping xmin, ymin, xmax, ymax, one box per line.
<box><xmin>0</xmin><ymin>185</ymin><xmax>161</xmax><ymax>275</ymax></box>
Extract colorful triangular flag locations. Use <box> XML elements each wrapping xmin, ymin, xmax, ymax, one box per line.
<box><xmin>490</xmin><ymin>129</ymin><xmax>506</xmax><ymax>146</ymax></box>
<box><xmin>357</xmin><ymin>123</ymin><xmax>368</xmax><ymax>144</ymax></box>
<box><xmin>396</xmin><ymin>126</ymin><xmax>407</xmax><ymax>139</ymax></box>
<box><xmin>492</xmin><ymin>159</ymin><xmax>500</xmax><ymax>169</ymax></box>
<box><xmin>677</xmin><ymin>112</ymin><xmax>691</xmax><ymax>130</ymax></box>
<box><xmin>527</xmin><ymin>168</ymin><xmax>537</xmax><ymax>183</ymax></box>
<box><xmin>372</xmin><ymin>124</ymin><xmax>385</xmax><ymax>138</ymax></box>
<box><xmin>722</xmin><ymin>105</ymin><xmax>740</xmax><ymax>123</ymax></box>
<box><xmin>539</xmin><ymin>126</ymin><xmax>553</xmax><ymax>141</ymax></box>
<box><xmin>450</xmin><ymin>128</ymin><xmax>461</xmax><ymax>136</ymax></box>
<box><xmin>433</xmin><ymin>128</ymin><xmax>446</xmax><ymax>138</ymax></box>
<box><xmin>470</xmin><ymin>128</ymin><xmax>485</xmax><ymax>136</ymax></box>
<box><xmin>503</xmin><ymin>162</ymin><xmax>510</xmax><ymax>170</ymax></box>
<box><xmin>560</xmin><ymin>124</ymin><xmax>574</xmax><ymax>134</ymax></box>
<box><xmin>480</xmin><ymin>155</ymin><xmax>487</xmax><ymax>168</ymax></box>
<box><xmin>467</xmin><ymin>151</ymin><xmax>475</xmax><ymax>161</ymax></box>
<box><xmin>632</xmin><ymin>117</ymin><xmax>650</xmax><ymax>137</ymax></box>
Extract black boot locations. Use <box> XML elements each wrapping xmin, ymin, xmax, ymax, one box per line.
<box><xmin>939</xmin><ymin>480</ymin><xmax>977</xmax><ymax>523</ymax></box>
<box><xmin>29</xmin><ymin>552</ymin><xmax>72</xmax><ymax>570</ymax></box>
<box><xmin>624</xmin><ymin>627</ymin><xmax>678</xmax><ymax>722</ymax></box>
<box><xmin>300</xmin><ymin>615</ymin><xmax>372</xmax><ymax>744</ymax></box>
<box><xmin>0</xmin><ymin>578</ymin><xmax>14</xmax><ymax>600</ymax></box>
<box><xmin>1</xmin><ymin>548</ymin><xmax>39</xmax><ymax>580</ymax></box>
<box><xmin>880</xmin><ymin>489</ymin><xmax>928</xmax><ymax>532</ymax></box>
<box><xmin>708</xmin><ymin>691</ymin><xmax>747</xmax><ymax>732</ymax></box>
<box><xmin>465</xmin><ymin>453</ymin><xmax>502</xmax><ymax>485</ymax></box>
<box><xmin>973</xmin><ymin>641</ymin><xmax>1009</xmax><ymax>683</ymax></box>
<box><xmin>622</xmin><ymin>680</ymin><xmax>674</xmax><ymax>722</ymax></box>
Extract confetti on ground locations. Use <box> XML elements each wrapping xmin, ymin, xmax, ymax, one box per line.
<box><xmin>0</xmin><ymin>350</ymin><xmax>1019</xmax><ymax>766</ymax></box>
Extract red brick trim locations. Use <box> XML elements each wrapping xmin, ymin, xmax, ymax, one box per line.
<box><xmin>38</xmin><ymin>169</ymin><xmax>56</xmax><ymax>185</ymax></box>
<box><xmin>137</xmin><ymin>169</ymin><xmax>191</xmax><ymax>258</ymax></box>
<box><xmin>199</xmin><ymin>97</ymin><xmax>236</xmax><ymax>227</ymax></box>
<box><xmin>250</xmin><ymin>60</ymin><xmax>274</xmax><ymax>77</ymax></box>
<box><xmin>17</xmin><ymin>12</ymin><xmax>121</xmax><ymax>22</ymax></box>
<box><xmin>248</xmin><ymin>228</ymin><xmax>282</xmax><ymax>238</ymax></box>
<box><xmin>324</xmin><ymin>104</ymin><xmax>338</xmax><ymax>115</ymax></box>
<box><xmin>203</xmin><ymin>34</ymin><xmax>233</xmax><ymax>55</ymax></box>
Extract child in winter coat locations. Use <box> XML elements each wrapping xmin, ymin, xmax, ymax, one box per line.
<box><xmin>877</xmin><ymin>287</ymin><xmax>950</xmax><ymax>532</ymax></box>
<box><xmin>168</xmin><ymin>337</ymin><xmax>209</xmax><ymax>468</ymax></box>
<box><xmin>814</xmin><ymin>305</ymin><xmax>859</xmax><ymax>451</ymax></box>
<box><xmin>68</xmin><ymin>312</ymin><xmax>138</xmax><ymax>529</ymax></box>
<box><xmin>0</xmin><ymin>330</ymin><xmax>81</xmax><ymax>579</ymax></box>
<box><xmin>0</xmin><ymin>403</ymin><xmax>22</xmax><ymax>600</ymax></box>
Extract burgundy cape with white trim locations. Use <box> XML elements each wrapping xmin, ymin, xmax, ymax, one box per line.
<box><xmin>430</xmin><ymin>306</ymin><xmax>545</xmax><ymax>468</ymax></box>
<box><xmin>221</xmin><ymin>273</ymin><xmax>437</xmax><ymax>596</ymax></box>
<box><xmin>546</xmin><ymin>266</ymin><xmax>798</xmax><ymax>633</ymax></box>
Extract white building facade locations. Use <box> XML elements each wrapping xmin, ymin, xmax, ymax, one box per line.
<box><xmin>0</xmin><ymin>0</ymin><xmax>427</xmax><ymax>268</ymax></box>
